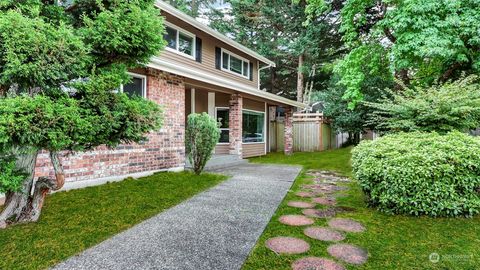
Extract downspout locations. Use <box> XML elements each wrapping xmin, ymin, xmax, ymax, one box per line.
<box><xmin>257</xmin><ymin>60</ymin><xmax>273</xmax><ymax>91</ymax></box>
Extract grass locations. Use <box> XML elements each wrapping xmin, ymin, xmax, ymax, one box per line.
<box><xmin>0</xmin><ymin>171</ymin><xmax>226</xmax><ymax>270</ymax></box>
<box><xmin>242</xmin><ymin>148</ymin><xmax>480</xmax><ymax>270</ymax></box>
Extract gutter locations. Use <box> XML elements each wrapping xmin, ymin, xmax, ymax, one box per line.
<box><xmin>257</xmin><ymin>61</ymin><xmax>273</xmax><ymax>91</ymax></box>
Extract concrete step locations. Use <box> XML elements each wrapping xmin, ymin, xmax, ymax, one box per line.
<box><xmin>185</xmin><ymin>154</ymin><xmax>248</xmax><ymax>171</ymax></box>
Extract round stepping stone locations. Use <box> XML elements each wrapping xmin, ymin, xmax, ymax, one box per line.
<box><xmin>288</xmin><ymin>201</ymin><xmax>316</xmax><ymax>209</ymax></box>
<box><xmin>292</xmin><ymin>257</ymin><xmax>346</xmax><ymax>270</ymax></box>
<box><xmin>327</xmin><ymin>244</ymin><xmax>368</xmax><ymax>265</ymax></box>
<box><xmin>296</xmin><ymin>191</ymin><xmax>315</xmax><ymax>198</ymax></box>
<box><xmin>265</xmin><ymin>237</ymin><xmax>310</xmax><ymax>254</ymax></box>
<box><xmin>302</xmin><ymin>208</ymin><xmax>336</xmax><ymax>218</ymax></box>
<box><xmin>304</xmin><ymin>227</ymin><xmax>345</xmax><ymax>242</ymax></box>
<box><xmin>328</xmin><ymin>218</ymin><xmax>365</xmax><ymax>233</ymax></box>
<box><xmin>313</xmin><ymin>197</ymin><xmax>337</xmax><ymax>206</ymax></box>
<box><xmin>279</xmin><ymin>215</ymin><xmax>315</xmax><ymax>226</ymax></box>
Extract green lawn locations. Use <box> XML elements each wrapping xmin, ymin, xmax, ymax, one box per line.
<box><xmin>242</xmin><ymin>148</ymin><xmax>480</xmax><ymax>270</ymax></box>
<box><xmin>0</xmin><ymin>171</ymin><xmax>226</xmax><ymax>270</ymax></box>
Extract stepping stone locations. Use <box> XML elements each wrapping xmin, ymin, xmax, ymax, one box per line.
<box><xmin>296</xmin><ymin>191</ymin><xmax>315</xmax><ymax>198</ymax></box>
<box><xmin>328</xmin><ymin>218</ymin><xmax>365</xmax><ymax>233</ymax></box>
<box><xmin>304</xmin><ymin>227</ymin><xmax>345</xmax><ymax>242</ymax></box>
<box><xmin>292</xmin><ymin>257</ymin><xmax>345</xmax><ymax>270</ymax></box>
<box><xmin>288</xmin><ymin>201</ymin><xmax>316</xmax><ymax>209</ymax></box>
<box><xmin>302</xmin><ymin>208</ymin><xmax>336</xmax><ymax>218</ymax></box>
<box><xmin>265</xmin><ymin>237</ymin><xmax>310</xmax><ymax>254</ymax></box>
<box><xmin>279</xmin><ymin>215</ymin><xmax>315</xmax><ymax>226</ymax></box>
<box><xmin>327</xmin><ymin>244</ymin><xmax>368</xmax><ymax>265</ymax></box>
<box><xmin>313</xmin><ymin>197</ymin><xmax>337</xmax><ymax>206</ymax></box>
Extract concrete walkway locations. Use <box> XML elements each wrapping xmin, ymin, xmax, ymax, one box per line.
<box><xmin>53</xmin><ymin>163</ymin><xmax>301</xmax><ymax>270</ymax></box>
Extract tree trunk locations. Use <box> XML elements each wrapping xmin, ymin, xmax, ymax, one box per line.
<box><xmin>297</xmin><ymin>54</ymin><xmax>305</xmax><ymax>103</ymax></box>
<box><xmin>0</xmin><ymin>150</ymin><xmax>65</xmax><ymax>229</ymax></box>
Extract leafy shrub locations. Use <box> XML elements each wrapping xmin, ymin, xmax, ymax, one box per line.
<box><xmin>185</xmin><ymin>113</ymin><xmax>220</xmax><ymax>175</ymax></box>
<box><xmin>352</xmin><ymin>131</ymin><xmax>480</xmax><ymax>217</ymax></box>
<box><xmin>366</xmin><ymin>75</ymin><xmax>480</xmax><ymax>133</ymax></box>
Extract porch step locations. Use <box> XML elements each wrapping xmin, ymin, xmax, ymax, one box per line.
<box><xmin>185</xmin><ymin>154</ymin><xmax>248</xmax><ymax>171</ymax></box>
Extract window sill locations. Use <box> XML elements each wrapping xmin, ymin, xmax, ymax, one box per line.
<box><xmin>165</xmin><ymin>47</ymin><xmax>196</xmax><ymax>61</ymax></box>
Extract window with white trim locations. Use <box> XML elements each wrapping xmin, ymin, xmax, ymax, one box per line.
<box><xmin>221</xmin><ymin>49</ymin><xmax>250</xmax><ymax>78</ymax></box>
<box><xmin>121</xmin><ymin>73</ymin><xmax>147</xmax><ymax>98</ymax></box>
<box><xmin>164</xmin><ymin>23</ymin><xmax>195</xmax><ymax>58</ymax></box>
<box><xmin>242</xmin><ymin>110</ymin><xmax>265</xmax><ymax>143</ymax></box>
<box><xmin>215</xmin><ymin>107</ymin><xmax>229</xmax><ymax>143</ymax></box>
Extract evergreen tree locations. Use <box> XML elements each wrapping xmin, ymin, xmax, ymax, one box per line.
<box><xmin>0</xmin><ymin>0</ymin><xmax>165</xmax><ymax>228</ymax></box>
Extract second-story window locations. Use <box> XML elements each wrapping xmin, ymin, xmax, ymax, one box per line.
<box><xmin>164</xmin><ymin>22</ymin><xmax>195</xmax><ymax>59</ymax></box>
<box><xmin>221</xmin><ymin>49</ymin><xmax>250</xmax><ymax>78</ymax></box>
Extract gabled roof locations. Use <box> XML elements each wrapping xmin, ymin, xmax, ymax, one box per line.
<box><xmin>155</xmin><ymin>1</ymin><xmax>276</xmax><ymax>67</ymax></box>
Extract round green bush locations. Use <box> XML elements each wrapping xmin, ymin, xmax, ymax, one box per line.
<box><xmin>352</xmin><ymin>131</ymin><xmax>480</xmax><ymax>217</ymax></box>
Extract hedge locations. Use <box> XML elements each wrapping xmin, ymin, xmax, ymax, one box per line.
<box><xmin>352</xmin><ymin>131</ymin><xmax>480</xmax><ymax>217</ymax></box>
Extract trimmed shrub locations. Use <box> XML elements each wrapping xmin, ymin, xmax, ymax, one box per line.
<box><xmin>352</xmin><ymin>131</ymin><xmax>480</xmax><ymax>217</ymax></box>
<box><xmin>185</xmin><ymin>113</ymin><xmax>221</xmax><ymax>175</ymax></box>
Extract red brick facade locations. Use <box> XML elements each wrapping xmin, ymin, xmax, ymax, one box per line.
<box><xmin>34</xmin><ymin>69</ymin><xmax>186</xmax><ymax>183</ymax></box>
<box><xmin>229</xmin><ymin>94</ymin><xmax>243</xmax><ymax>156</ymax></box>
<box><xmin>284</xmin><ymin>107</ymin><xmax>294</xmax><ymax>155</ymax></box>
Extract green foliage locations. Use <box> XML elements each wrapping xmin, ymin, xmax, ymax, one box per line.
<box><xmin>304</xmin><ymin>0</ymin><xmax>480</xmax><ymax>107</ymax></box>
<box><xmin>334</xmin><ymin>44</ymin><xmax>393</xmax><ymax>108</ymax></box>
<box><xmin>366</xmin><ymin>75</ymin><xmax>480</xmax><ymax>133</ymax></box>
<box><xmin>0</xmin><ymin>10</ymin><xmax>88</xmax><ymax>91</ymax></box>
<box><xmin>185</xmin><ymin>113</ymin><xmax>220</xmax><ymax>175</ymax></box>
<box><xmin>0</xmin><ymin>155</ymin><xmax>26</xmax><ymax>193</ymax></box>
<box><xmin>80</xmin><ymin>1</ymin><xmax>166</xmax><ymax>67</ymax></box>
<box><xmin>352</xmin><ymin>131</ymin><xmax>480</xmax><ymax>217</ymax></box>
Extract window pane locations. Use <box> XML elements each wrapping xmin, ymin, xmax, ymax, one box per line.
<box><xmin>178</xmin><ymin>32</ymin><xmax>193</xmax><ymax>56</ymax></box>
<box><xmin>219</xmin><ymin>129</ymin><xmax>229</xmax><ymax>143</ymax></box>
<box><xmin>230</xmin><ymin>56</ymin><xmax>243</xmax><ymax>74</ymax></box>
<box><xmin>242</xmin><ymin>111</ymin><xmax>264</xmax><ymax>143</ymax></box>
<box><xmin>123</xmin><ymin>77</ymin><xmax>144</xmax><ymax>97</ymax></box>
<box><xmin>164</xmin><ymin>27</ymin><xmax>177</xmax><ymax>49</ymax></box>
<box><xmin>243</xmin><ymin>61</ymin><xmax>249</xmax><ymax>77</ymax></box>
<box><xmin>222</xmin><ymin>52</ymin><xmax>229</xmax><ymax>69</ymax></box>
<box><xmin>216</xmin><ymin>109</ymin><xmax>229</xmax><ymax>128</ymax></box>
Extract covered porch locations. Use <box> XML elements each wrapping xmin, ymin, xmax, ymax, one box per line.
<box><xmin>184</xmin><ymin>79</ymin><xmax>295</xmax><ymax>160</ymax></box>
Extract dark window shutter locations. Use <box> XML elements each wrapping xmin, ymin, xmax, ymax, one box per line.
<box><xmin>249</xmin><ymin>62</ymin><xmax>254</xmax><ymax>81</ymax></box>
<box><xmin>195</xmin><ymin>37</ymin><xmax>202</xmax><ymax>63</ymax></box>
<box><xmin>215</xmin><ymin>47</ymin><xmax>221</xmax><ymax>69</ymax></box>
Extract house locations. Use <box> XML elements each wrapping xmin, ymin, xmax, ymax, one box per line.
<box><xmin>34</xmin><ymin>1</ymin><xmax>305</xmax><ymax>190</ymax></box>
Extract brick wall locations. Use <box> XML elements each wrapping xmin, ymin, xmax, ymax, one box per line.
<box><xmin>229</xmin><ymin>94</ymin><xmax>243</xmax><ymax>156</ymax></box>
<box><xmin>34</xmin><ymin>69</ymin><xmax>186</xmax><ymax>183</ymax></box>
<box><xmin>284</xmin><ymin>107</ymin><xmax>293</xmax><ymax>155</ymax></box>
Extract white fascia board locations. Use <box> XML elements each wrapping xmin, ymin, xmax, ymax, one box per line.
<box><xmin>148</xmin><ymin>56</ymin><xmax>306</xmax><ymax>108</ymax></box>
<box><xmin>155</xmin><ymin>0</ymin><xmax>276</xmax><ymax>67</ymax></box>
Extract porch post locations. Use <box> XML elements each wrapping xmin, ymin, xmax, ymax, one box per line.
<box><xmin>229</xmin><ymin>93</ymin><xmax>243</xmax><ymax>157</ymax></box>
<box><xmin>284</xmin><ymin>107</ymin><xmax>294</xmax><ymax>155</ymax></box>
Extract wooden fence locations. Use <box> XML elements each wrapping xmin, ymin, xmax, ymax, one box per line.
<box><xmin>269</xmin><ymin>113</ymin><xmax>335</xmax><ymax>152</ymax></box>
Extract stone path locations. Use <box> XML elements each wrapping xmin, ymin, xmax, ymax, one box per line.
<box><xmin>53</xmin><ymin>164</ymin><xmax>301</xmax><ymax>270</ymax></box>
<box><xmin>265</xmin><ymin>170</ymin><xmax>369</xmax><ymax>269</ymax></box>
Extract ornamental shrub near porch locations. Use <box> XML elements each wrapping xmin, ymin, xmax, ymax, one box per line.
<box><xmin>185</xmin><ymin>113</ymin><xmax>221</xmax><ymax>175</ymax></box>
<box><xmin>352</xmin><ymin>131</ymin><xmax>480</xmax><ymax>217</ymax></box>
